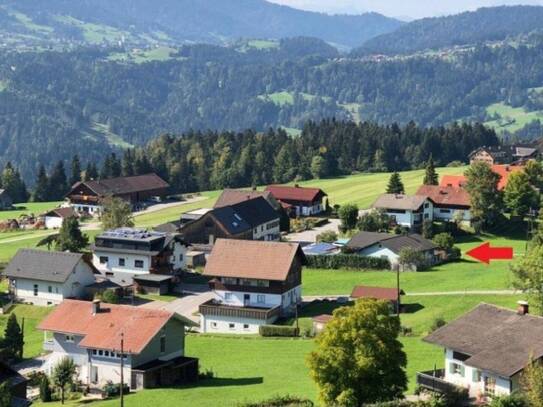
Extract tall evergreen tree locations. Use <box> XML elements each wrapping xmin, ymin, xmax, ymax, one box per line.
<box><xmin>69</xmin><ymin>155</ymin><xmax>82</xmax><ymax>187</ymax></box>
<box><xmin>3</xmin><ymin>313</ymin><xmax>23</xmax><ymax>360</ymax></box>
<box><xmin>1</xmin><ymin>162</ymin><xmax>29</xmax><ymax>203</ymax></box>
<box><xmin>386</xmin><ymin>172</ymin><xmax>405</xmax><ymax>194</ymax></box>
<box><xmin>48</xmin><ymin>161</ymin><xmax>68</xmax><ymax>201</ymax></box>
<box><xmin>84</xmin><ymin>162</ymin><xmax>98</xmax><ymax>181</ymax></box>
<box><xmin>33</xmin><ymin>165</ymin><xmax>49</xmax><ymax>202</ymax></box>
<box><xmin>55</xmin><ymin>217</ymin><xmax>89</xmax><ymax>253</ymax></box>
<box><xmin>423</xmin><ymin>154</ymin><xmax>439</xmax><ymax>185</ymax></box>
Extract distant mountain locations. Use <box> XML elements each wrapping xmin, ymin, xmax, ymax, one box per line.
<box><xmin>0</xmin><ymin>0</ymin><xmax>403</xmax><ymax>49</ymax></box>
<box><xmin>352</xmin><ymin>6</ymin><xmax>543</xmax><ymax>56</ymax></box>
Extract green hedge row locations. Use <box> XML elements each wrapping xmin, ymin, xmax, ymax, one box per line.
<box><xmin>259</xmin><ymin>325</ymin><xmax>299</xmax><ymax>337</ymax></box>
<box><xmin>306</xmin><ymin>254</ymin><xmax>390</xmax><ymax>270</ymax></box>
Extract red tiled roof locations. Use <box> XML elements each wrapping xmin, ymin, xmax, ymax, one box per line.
<box><xmin>416</xmin><ymin>185</ymin><xmax>471</xmax><ymax>207</ymax></box>
<box><xmin>440</xmin><ymin>175</ymin><xmax>467</xmax><ymax>189</ymax></box>
<box><xmin>203</xmin><ymin>239</ymin><xmax>305</xmax><ymax>281</ymax></box>
<box><xmin>351</xmin><ymin>286</ymin><xmax>400</xmax><ymax>301</ymax></box>
<box><xmin>265</xmin><ymin>185</ymin><xmax>326</xmax><ymax>203</ymax></box>
<box><xmin>440</xmin><ymin>165</ymin><xmax>524</xmax><ymax>191</ymax></box>
<box><xmin>38</xmin><ymin>300</ymin><xmax>183</xmax><ymax>354</ymax></box>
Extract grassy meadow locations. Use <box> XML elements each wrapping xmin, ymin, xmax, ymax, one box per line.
<box><xmin>484</xmin><ymin>102</ymin><xmax>543</xmax><ymax>134</ymax></box>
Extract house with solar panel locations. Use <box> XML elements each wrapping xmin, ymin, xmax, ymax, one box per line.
<box><xmin>180</xmin><ymin>196</ymin><xmax>280</xmax><ymax>244</ymax></box>
<box><xmin>65</xmin><ymin>173</ymin><xmax>169</xmax><ymax>215</ymax></box>
<box><xmin>91</xmin><ymin>228</ymin><xmax>188</xmax><ymax>291</ymax></box>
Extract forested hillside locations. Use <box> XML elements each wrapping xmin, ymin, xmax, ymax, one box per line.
<box><xmin>1</xmin><ymin>38</ymin><xmax>543</xmax><ymax>182</ymax></box>
<box><xmin>352</xmin><ymin>6</ymin><xmax>543</xmax><ymax>56</ymax></box>
<box><xmin>0</xmin><ymin>0</ymin><xmax>402</xmax><ymax>49</ymax></box>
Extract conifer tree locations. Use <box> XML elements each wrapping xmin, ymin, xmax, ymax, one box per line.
<box><xmin>33</xmin><ymin>165</ymin><xmax>49</xmax><ymax>202</ymax></box>
<box><xmin>48</xmin><ymin>161</ymin><xmax>68</xmax><ymax>201</ymax></box>
<box><xmin>3</xmin><ymin>313</ymin><xmax>23</xmax><ymax>360</ymax></box>
<box><xmin>423</xmin><ymin>154</ymin><xmax>439</xmax><ymax>185</ymax></box>
<box><xmin>69</xmin><ymin>155</ymin><xmax>82</xmax><ymax>187</ymax></box>
<box><xmin>84</xmin><ymin>162</ymin><xmax>98</xmax><ymax>181</ymax></box>
<box><xmin>386</xmin><ymin>172</ymin><xmax>405</xmax><ymax>194</ymax></box>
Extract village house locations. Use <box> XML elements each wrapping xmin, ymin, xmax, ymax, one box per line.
<box><xmin>441</xmin><ymin>164</ymin><xmax>524</xmax><ymax>191</ymax></box>
<box><xmin>41</xmin><ymin>207</ymin><xmax>78</xmax><ymax>229</ymax></box>
<box><xmin>265</xmin><ymin>185</ymin><xmax>327</xmax><ymax>217</ymax></box>
<box><xmin>180</xmin><ymin>197</ymin><xmax>280</xmax><ymax>244</ymax></box>
<box><xmin>91</xmin><ymin>228</ymin><xmax>188</xmax><ymax>288</ymax></box>
<box><xmin>418</xmin><ymin>302</ymin><xmax>543</xmax><ymax>400</ymax></box>
<box><xmin>3</xmin><ymin>249</ymin><xmax>97</xmax><ymax>306</ymax></box>
<box><xmin>469</xmin><ymin>145</ymin><xmax>537</xmax><ymax>166</ymax></box>
<box><xmin>416</xmin><ymin>185</ymin><xmax>472</xmax><ymax>223</ymax></box>
<box><xmin>65</xmin><ymin>173</ymin><xmax>170</xmax><ymax>215</ymax></box>
<box><xmin>214</xmin><ymin>188</ymin><xmax>281</xmax><ymax>211</ymax></box>
<box><xmin>0</xmin><ymin>189</ymin><xmax>13</xmax><ymax>210</ymax></box>
<box><xmin>199</xmin><ymin>239</ymin><xmax>306</xmax><ymax>334</ymax></box>
<box><xmin>39</xmin><ymin>299</ymin><xmax>198</xmax><ymax>391</ymax></box>
<box><xmin>346</xmin><ymin>231</ymin><xmax>437</xmax><ymax>269</ymax></box>
<box><xmin>351</xmin><ymin>285</ymin><xmax>403</xmax><ymax>313</ymax></box>
<box><xmin>372</xmin><ymin>194</ymin><xmax>432</xmax><ymax>229</ymax></box>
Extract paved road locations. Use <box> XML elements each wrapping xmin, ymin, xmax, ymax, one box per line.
<box><xmin>140</xmin><ymin>290</ymin><xmax>215</xmax><ymax>325</ymax></box>
<box><xmin>286</xmin><ymin>218</ymin><xmax>341</xmax><ymax>244</ymax></box>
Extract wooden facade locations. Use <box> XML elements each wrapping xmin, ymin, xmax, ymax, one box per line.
<box><xmin>180</xmin><ymin>212</ymin><xmax>251</xmax><ymax>244</ymax></box>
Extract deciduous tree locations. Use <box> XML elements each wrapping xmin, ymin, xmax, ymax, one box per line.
<box><xmin>464</xmin><ymin>162</ymin><xmax>503</xmax><ymax>228</ymax></box>
<box><xmin>52</xmin><ymin>357</ymin><xmax>77</xmax><ymax>404</ymax></box>
<box><xmin>504</xmin><ymin>171</ymin><xmax>539</xmax><ymax>218</ymax></box>
<box><xmin>338</xmin><ymin>203</ymin><xmax>359</xmax><ymax>231</ymax></box>
<box><xmin>100</xmin><ymin>196</ymin><xmax>134</xmax><ymax>230</ymax></box>
<box><xmin>307</xmin><ymin>299</ymin><xmax>407</xmax><ymax>406</ymax></box>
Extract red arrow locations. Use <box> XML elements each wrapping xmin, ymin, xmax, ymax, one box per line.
<box><xmin>466</xmin><ymin>242</ymin><xmax>513</xmax><ymax>264</ymax></box>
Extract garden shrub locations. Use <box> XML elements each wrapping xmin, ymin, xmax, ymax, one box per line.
<box><xmin>306</xmin><ymin>254</ymin><xmax>389</xmax><ymax>270</ymax></box>
<box><xmin>259</xmin><ymin>325</ymin><xmax>299</xmax><ymax>337</ymax></box>
<box><xmin>237</xmin><ymin>395</ymin><xmax>314</xmax><ymax>407</ymax></box>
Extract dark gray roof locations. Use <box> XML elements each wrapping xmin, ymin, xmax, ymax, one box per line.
<box><xmin>3</xmin><ymin>249</ymin><xmax>87</xmax><ymax>283</ymax></box>
<box><xmin>154</xmin><ymin>221</ymin><xmax>181</xmax><ymax>233</ymax></box>
<box><xmin>347</xmin><ymin>232</ymin><xmax>436</xmax><ymax>254</ymax></box>
<box><xmin>210</xmin><ymin>196</ymin><xmax>278</xmax><ymax>234</ymax></box>
<box><xmin>425</xmin><ymin>303</ymin><xmax>543</xmax><ymax>377</ymax></box>
<box><xmin>372</xmin><ymin>194</ymin><xmax>427</xmax><ymax>211</ymax></box>
<box><xmin>72</xmin><ymin>173</ymin><xmax>169</xmax><ymax>197</ymax></box>
<box><xmin>133</xmin><ymin>274</ymin><xmax>173</xmax><ymax>282</ymax></box>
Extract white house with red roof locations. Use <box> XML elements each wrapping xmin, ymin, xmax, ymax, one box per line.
<box><xmin>265</xmin><ymin>185</ymin><xmax>327</xmax><ymax>216</ymax></box>
<box><xmin>416</xmin><ymin>185</ymin><xmax>472</xmax><ymax>223</ymax></box>
<box><xmin>39</xmin><ymin>300</ymin><xmax>198</xmax><ymax>390</ymax></box>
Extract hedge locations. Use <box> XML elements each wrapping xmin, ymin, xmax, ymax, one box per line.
<box><xmin>305</xmin><ymin>254</ymin><xmax>390</xmax><ymax>270</ymax></box>
<box><xmin>259</xmin><ymin>325</ymin><xmax>299</xmax><ymax>337</ymax></box>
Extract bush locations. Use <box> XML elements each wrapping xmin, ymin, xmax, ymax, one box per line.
<box><xmin>490</xmin><ymin>393</ymin><xmax>528</xmax><ymax>407</ymax></box>
<box><xmin>316</xmin><ymin>230</ymin><xmax>338</xmax><ymax>243</ymax></box>
<box><xmin>259</xmin><ymin>325</ymin><xmax>299</xmax><ymax>337</ymax></box>
<box><xmin>39</xmin><ymin>375</ymin><xmax>52</xmax><ymax>402</ymax></box>
<box><xmin>358</xmin><ymin>210</ymin><xmax>390</xmax><ymax>232</ymax></box>
<box><xmin>198</xmin><ymin>368</ymin><xmax>214</xmax><ymax>380</ymax></box>
<box><xmin>432</xmin><ymin>233</ymin><xmax>454</xmax><ymax>250</ymax></box>
<box><xmin>102</xmin><ymin>381</ymin><xmax>129</xmax><ymax>398</ymax></box>
<box><xmin>99</xmin><ymin>290</ymin><xmax>120</xmax><ymax>304</ymax></box>
<box><xmin>430</xmin><ymin>317</ymin><xmax>447</xmax><ymax>333</ymax></box>
<box><xmin>422</xmin><ymin>220</ymin><xmax>434</xmax><ymax>239</ymax></box>
<box><xmin>446</xmin><ymin>161</ymin><xmax>464</xmax><ymax>168</ymax></box>
<box><xmin>237</xmin><ymin>395</ymin><xmax>314</xmax><ymax>407</ymax></box>
<box><xmin>400</xmin><ymin>326</ymin><xmax>413</xmax><ymax>337</ymax></box>
<box><xmin>306</xmin><ymin>254</ymin><xmax>390</xmax><ymax>270</ymax></box>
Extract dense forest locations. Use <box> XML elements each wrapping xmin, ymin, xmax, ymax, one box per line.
<box><xmin>0</xmin><ymin>36</ymin><xmax>542</xmax><ymax>182</ymax></box>
<box><xmin>0</xmin><ymin>0</ymin><xmax>401</xmax><ymax>49</ymax></box>
<box><xmin>61</xmin><ymin>120</ymin><xmax>498</xmax><ymax>196</ymax></box>
<box><xmin>352</xmin><ymin>6</ymin><xmax>543</xmax><ymax>56</ymax></box>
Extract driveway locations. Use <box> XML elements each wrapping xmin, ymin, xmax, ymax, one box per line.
<box><xmin>140</xmin><ymin>289</ymin><xmax>215</xmax><ymax>325</ymax></box>
<box><xmin>285</xmin><ymin>218</ymin><xmax>341</xmax><ymax>244</ymax></box>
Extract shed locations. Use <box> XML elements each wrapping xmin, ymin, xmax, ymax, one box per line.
<box><xmin>42</xmin><ymin>207</ymin><xmax>78</xmax><ymax>229</ymax></box>
<box><xmin>133</xmin><ymin>274</ymin><xmax>173</xmax><ymax>295</ymax></box>
<box><xmin>312</xmin><ymin>314</ymin><xmax>333</xmax><ymax>334</ymax></box>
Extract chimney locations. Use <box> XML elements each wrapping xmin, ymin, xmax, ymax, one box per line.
<box><xmin>92</xmin><ymin>299</ymin><xmax>101</xmax><ymax>315</ymax></box>
<box><xmin>517</xmin><ymin>300</ymin><xmax>529</xmax><ymax>316</ymax></box>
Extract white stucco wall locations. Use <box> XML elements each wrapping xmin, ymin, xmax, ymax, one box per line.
<box><xmin>215</xmin><ymin>286</ymin><xmax>301</xmax><ymax>310</ymax></box>
<box><xmin>11</xmin><ymin>261</ymin><xmax>95</xmax><ymax>306</ymax></box>
<box><xmin>433</xmin><ymin>207</ymin><xmax>472</xmax><ymax>222</ymax></box>
<box><xmin>200</xmin><ymin>314</ymin><xmax>274</xmax><ymax>334</ymax></box>
<box><xmin>44</xmin><ymin>216</ymin><xmax>63</xmax><ymax>229</ymax></box>
<box><xmin>252</xmin><ymin>219</ymin><xmax>280</xmax><ymax>241</ymax></box>
<box><xmin>444</xmin><ymin>348</ymin><xmax>511</xmax><ymax>397</ymax></box>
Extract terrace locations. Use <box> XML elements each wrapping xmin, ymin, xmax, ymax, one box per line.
<box><xmin>416</xmin><ymin>369</ymin><xmax>462</xmax><ymax>394</ymax></box>
<box><xmin>199</xmin><ymin>299</ymin><xmax>281</xmax><ymax>321</ymax></box>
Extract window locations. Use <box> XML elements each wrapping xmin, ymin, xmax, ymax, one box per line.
<box><xmin>472</xmin><ymin>369</ymin><xmax>482</xmax><ymax>383</ymax></box>
<box><xmin>92</xmin><ymin>349</ymin><xmax>97</xmax><ymax>355</ymax></box>
<box><xmin>211</xmin><ymin>322</ymin><xmax>217</xmax><ymax>329</ymax></box>
<box><xmin>65</xmin><ymin>335</ymin><xmax>75</xmax><ymax>343</ymax></box>
<box><xmin>243</xmin><ymin>324</ymin><xmax>249</xmax><ymax>330</ymax></box>
<box><xmin>257</xmin><ymin>295</ymin><xmax>265</xmax><ymax>304</ymax></box>
<box><xmin>484</xmin><ymin>376</ymin><xmax>496</xmax><ymax>396</ymax></box>
<box><xmin>160</xmin><ymin>336</ymin><xmax>166</xmax><ymax>353</ymax></box>
<box><xmin>224</xmin><ymin>293</ymin><xmax>233</xmax><ymax>302</ymax></box>
<box><xmin>55</xmin><ymin>287</ymin><xmax>59</xmax><ymax>294</ymax></box>
<box><xmin>440</xmin><ymin>209</ymin><xmax>451</xmax><ymax>214</ymax></box>
<box><xmin>449</xmin><ymin>362</ymin><xmax>464</xmax><ymax>377</ymax></box>
<box><xmin>118</xmin><ymin>258</ymin><xmax>125</xmax><ymax>267</ymax></box>
<box><xmin>424</xmin><ymin>203</ymin><xmax>430</xmax><ymax>208</ymax></box>
<box><xmin>99</xmin><ymin>256</ymin><xmax>109</xmax><ymax>264</ymax></box>
<box><xmin>134</xmin><ymin>260</ymin><xmax>144</xmax><ymax>268</ymax></box>
<box><xmin>104</xmin><ymin>351</ymin><xmax>110</xmax><ymax>357</ymax></box>
<box><xmin>98</xmin><ymin>350</ymin><xmax>103</xmax><ymax>356</ymax></box>
<box><xmin>229</xmin><ymin>323</ymin><xmax>235</xmax><ymax>330</ymax></box>
<box><xmin>48</xmin><ymin>286</ymin><xmax>52</xmax><ymax>293</ymax></box>
<box><xmin>179</xmin><ymin>254</ymin><xmax>183</xmax><ymax>261</ymax></box>
<box><xmin>105</xmin><ymin>272</ymin><xmax>114</xmax><ymax>277</ymax></box>
<box><xmin>223</xmin><ymin>277</ymin><xmax>237</xmax><ymax>285</ymax></box>
<box><xmin>33</xmin><ymin>284</ymin><xmax>38</xmax><ymax>296</ymax></box>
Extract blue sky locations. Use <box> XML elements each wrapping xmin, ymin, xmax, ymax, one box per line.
<box><xmin>268</xmin><ymin>0</ymin><xmax>543</xmax><ymax>19</ymax></box>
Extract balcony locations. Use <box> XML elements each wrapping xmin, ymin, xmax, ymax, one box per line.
<box><xmin>416</xmin><ymin>369</ymin><xmax>462</xmax><ymax>394</ymax></box>
<box><xmin>199</xmin><ymin>300</ymin><xmax>281</xmax><ymax>321</ymax></box>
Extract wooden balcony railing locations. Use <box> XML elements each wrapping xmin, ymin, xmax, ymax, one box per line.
<box><xmin>416</xmin><ymin>369</ymin><xmax>461</xmax><ymax>394</ymax></box>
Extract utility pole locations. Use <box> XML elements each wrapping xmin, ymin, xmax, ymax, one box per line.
<box><xmin>120</xmin><ymin>333</ymin><xmax>124</xmax><ymax>407</ymax></box>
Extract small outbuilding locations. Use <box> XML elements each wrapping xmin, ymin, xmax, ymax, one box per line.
<box><xmin>185</xmin><ymin>250</ymin><xmax>206</xmax><ymax>268</ymax></box>
<box><xmin>312</xmin><ymin>314</ymin><xmax>333</xmax><ymax>334</ymax></box>
<box><xmin>133</xmin><ymin>274</ymin><xmax>173</xmax><ymax>295</ymax></box>
<box><xmin>42</xmin><ymin>207</ymin><xmax>78</xmax><ymax>229</ymax></box>
<box><xmin>351</xmin><ymin>285</ymin><xmax>403</xmax><ymax>313</ymax></box>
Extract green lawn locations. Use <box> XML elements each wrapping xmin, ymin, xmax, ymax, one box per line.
<box><xmin>484</xmin><ymin>102</ymin><xmax>543</xmax><ymax>134</ymax></box>
<box><xmin>298</xmin><ymin>166</ymin><xmax>467</xmax><ymax>208</ymax></box>
<box><xmin>0</xmin><ymin>305</ymin><xmax>52</xmax><ymax>359</ymax></box>
<box><xmin>0</xmin><ymin>202</ymin><xmax>62</xmax><ymax>221</ymax></box>
<box><xmin>133</xmin><ymin>192</ymin><xmax>220</xmax><ymax>228</ymax></box>
<box><xmin>107</xmin><ymin>47</ymin><xmax>180</xmax><ymax>64</ymax></box>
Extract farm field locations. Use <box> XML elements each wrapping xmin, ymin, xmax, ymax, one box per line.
<box><xmin>484</xmin><ymin>102</ymin><xmax>543</xmax><ymax>134</ymax></box>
